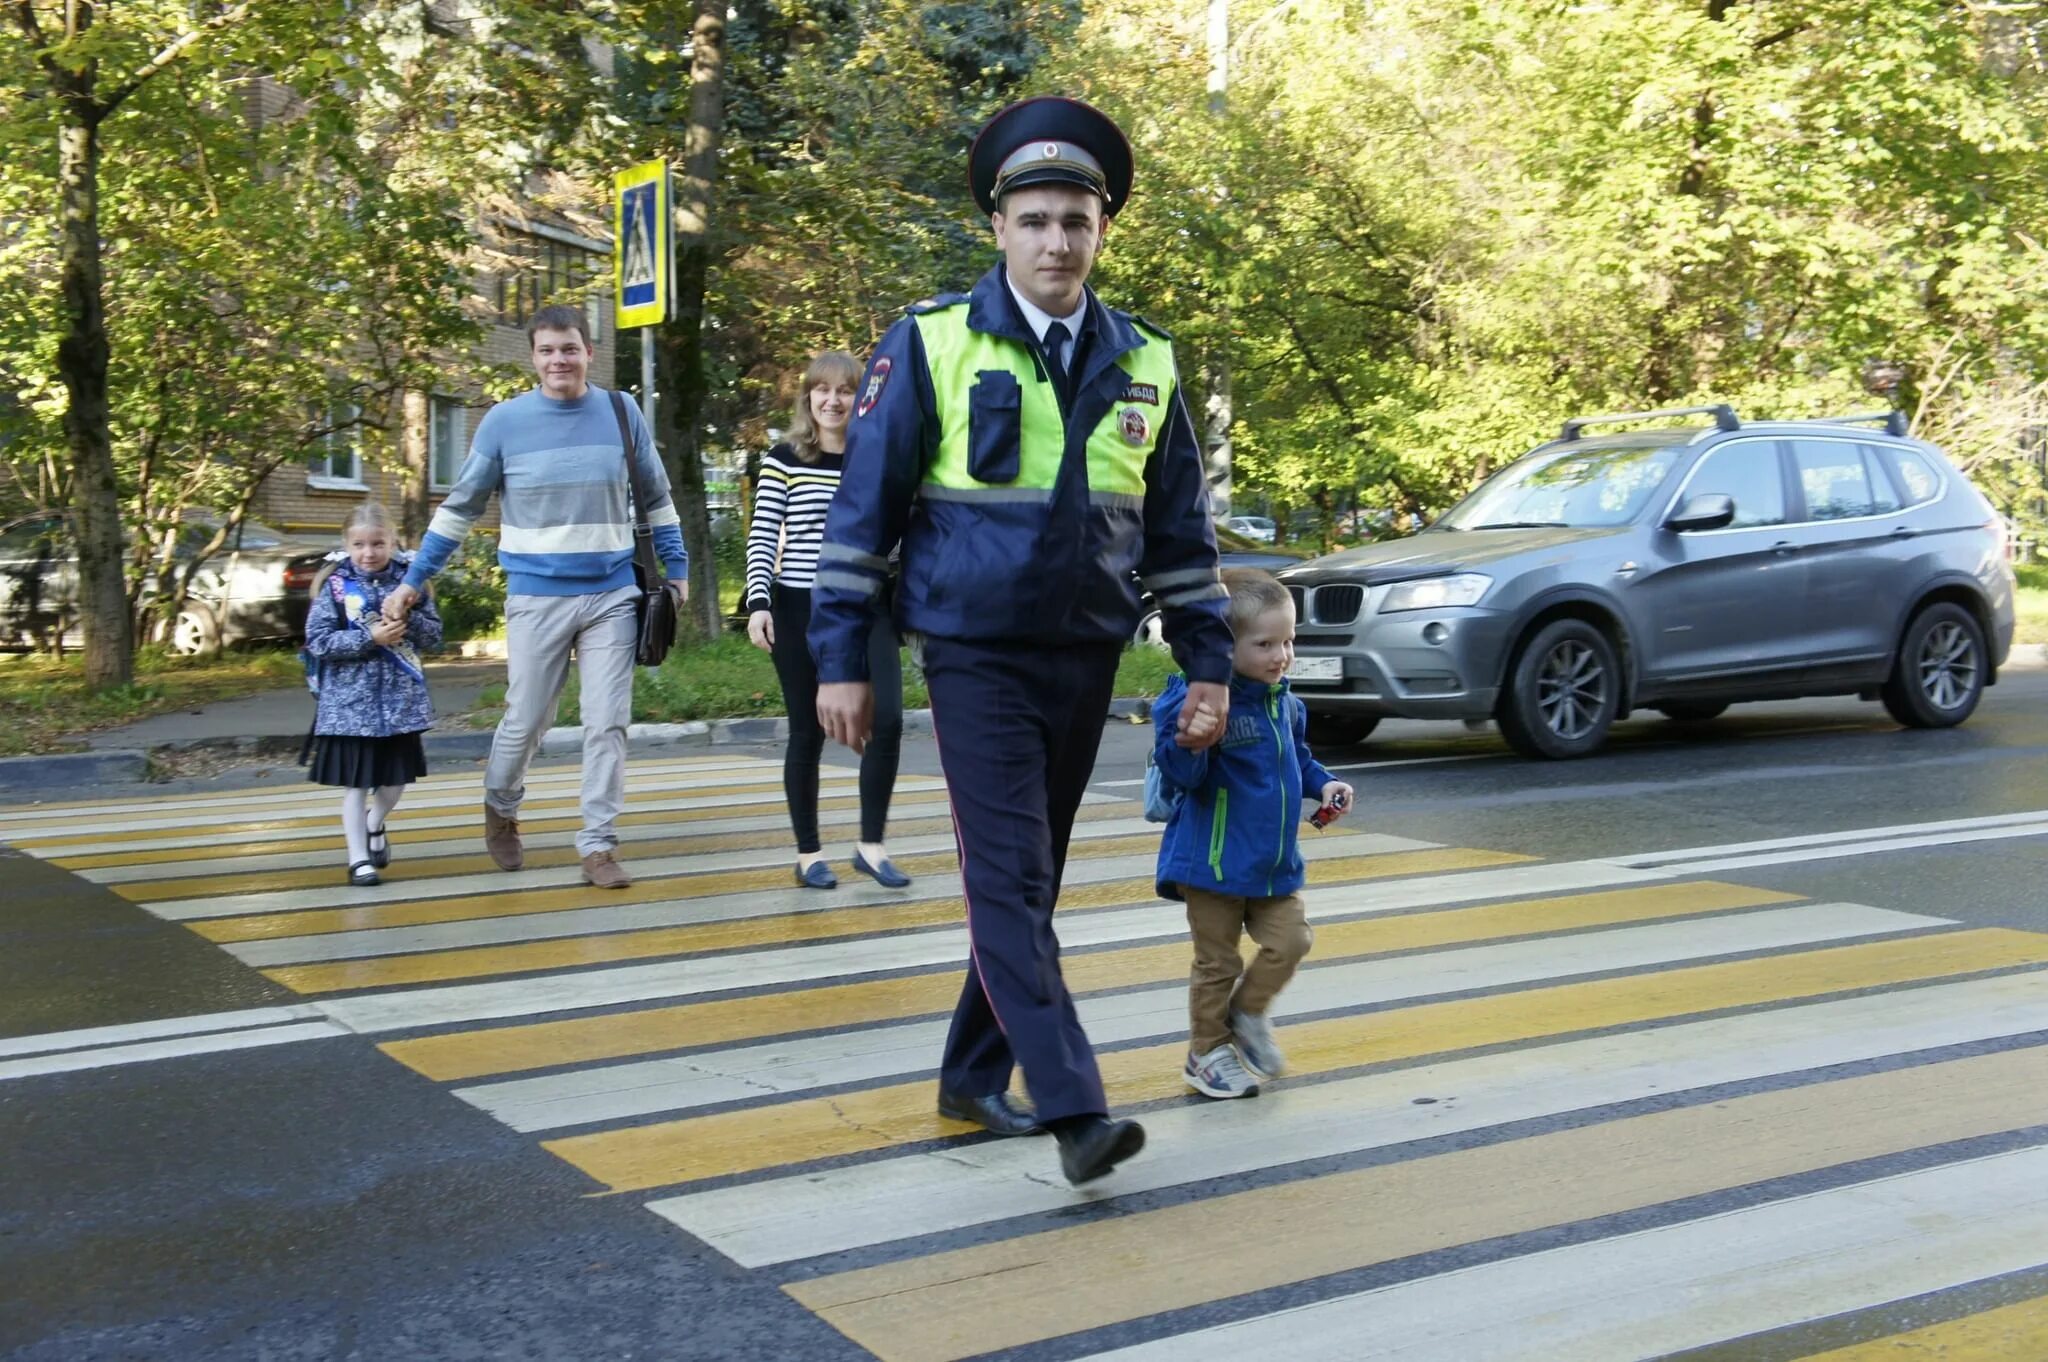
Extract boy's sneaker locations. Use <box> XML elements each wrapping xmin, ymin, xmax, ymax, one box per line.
<box><xmin>1184</xmin><ymin>1044</ymin><xmax>1260</xmax><ymax>1100</ymax></box>
<box><xmin>1230</xmin><ymin>1008</ymin><xmax>1287</xmax><ymax>1079</ymax></box>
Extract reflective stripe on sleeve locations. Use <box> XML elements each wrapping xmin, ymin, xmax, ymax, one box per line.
<box><xmin>820</xmin><ymin>543</ymin><xmax>892</xmax><ymax>571</ymax></box>
<box><xmin>1142</xmin><ymin>566</ymin><xmax>1222</xmax><ymax>592</ymax></box>
<box><xmin>1160</xmin><ymin>583</ymin><xmax>1232</xmax><ymax>608</ymax></box>
<box><xmin>1088</xmin><ymin>490</ymin><xmax>1146</xmax><ymax>511</ymax></box>
<box><xmin>813</xmin><ymin>570</ymin><xmax>884</xmax><ymax>598</ymax></box>
<box><xmin>918</xmin><ymin>485</ymin><xmax>1055</xmax><ymax>505</ymax></box>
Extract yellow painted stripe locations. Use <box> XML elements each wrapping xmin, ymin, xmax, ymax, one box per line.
<box><xmin>16</xmin><ymin>777</ymin><xmax>906</xmax><ymax>849</ymax></box>
<box><xmin>784</xmin><ymin>1044</ymin><xmax>2048</xmax><ymax>1362</ymax></box>
<box><xmin>197</xmin><ymin>824</ymin><xmax>1224</xmax><ymax>945</ymax></box>
<box><xmin>545</xmin><ymin>903</ymin><xmax>2024</xmax><ymax>1196</ymax></box>
<box><xmin>1801</xmin><ymin>1296</ymin><xmax>2048</xmax><ymax>1360</ymax></box>
<box><xmin>122</xmin><ymin>802</ymin><xmax>1135</xmax><ymax>900</ymax></box>
<box><xmin>383</xmin><ymin>879</ymin><xmax>1782</xmax><ymax>1082</ymax></box>
<box><xmin>47</xmin><ymin>791</ymin><xmax>992</xmax><ymax>868</ymax></box>
<box><xmin>256</xmin><ymin>845</ymin><xmax>1510</xmax><ymax>993</ymax></box>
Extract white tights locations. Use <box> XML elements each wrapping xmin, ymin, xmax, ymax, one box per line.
<box><xmin>340</xmin><ymin>785</ymin><xmax>407</xmax><ymax>865</ymax></box>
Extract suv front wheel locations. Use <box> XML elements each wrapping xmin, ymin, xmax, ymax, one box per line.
<box><xmin>1881</xmin><ymin>602</ymin><xmax>1986</xmax><ymax>728</ymax></box>
<box><xmin>1497</xmin><ymin>618</ymin><xmax>1621</xmax><ymax>759</ymax></box>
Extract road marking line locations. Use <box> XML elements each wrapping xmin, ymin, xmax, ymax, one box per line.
<box><xmin>462</xmin><ymin>882</ymin><xmax>1799</xmax><ymax>1132</ymax></box>
<box><xmin>0</xmin><ymin>1003</ymin><xmax>329</xmax><ymax>1059</ymax></box>
<box><xmin>1610</xmin><ymin>808</ymin><xmax>2048</xmax><ymax>866</ymax></box>
<box><xmin>1070</xmin><ymin>1146</ymin><xmax>2048</xmax><ymax>1362</ymax></box>
<box><xmin>541</xmin><ymin>906</ymin><xmax>1945</xmax><ymax>1192</ymax></box>
<box><xmin>0</xmin><ymin>1021</ymin><xmax>348</xmax><ymax>1081</ymax></box>
<box><xmin>781</xmin><ymin>1045</ymin><xmax>2048</xmax><ymax>1362</ymax></box>
<box><xmin>1644</xmin><ymin>820</ymin><xmax>2048</xmax><ymax>877</ymax></box>
<box><xmin>654</xmin><ymin>970</ymin><xmax>2048</xmax><ymax>1267</ymax></box>
<box><xmin>263</xmin><ymin>849</ymin><xmax>1521</xmax><ymax>996</ymax></box>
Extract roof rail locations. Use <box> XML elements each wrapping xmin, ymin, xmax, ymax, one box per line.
<box><xmin>1559</xmin><ymin>404</ymin><xmax>1740</xmax><ymax>441</ymax></box>
<box><xmin>1786</xmin><ymin>411</ymin><xmax>1909</xmax><ymax>438</ymax></box>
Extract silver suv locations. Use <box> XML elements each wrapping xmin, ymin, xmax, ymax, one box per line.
<box><xmin>1279</xmin><ymin>406</ymin><xmax>2018</xmax><ymax>758</ymax></box>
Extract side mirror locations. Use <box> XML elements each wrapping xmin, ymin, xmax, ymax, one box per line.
<box><xmin>1666</xmin><ymin>492</ymin><xmax>1735</xmax><ymax>533</ymax></box>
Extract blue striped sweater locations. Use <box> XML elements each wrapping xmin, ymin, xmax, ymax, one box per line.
<box><xmin>403</xmin><ymin>386</ymin><xmax>688</xmax><ymax>597</ymax></box>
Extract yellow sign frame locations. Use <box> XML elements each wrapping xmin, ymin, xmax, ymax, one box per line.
<box><xmin>613</xmin><ymin>159</ymin><xmax>671</xmax><ymax>330</ymax></box>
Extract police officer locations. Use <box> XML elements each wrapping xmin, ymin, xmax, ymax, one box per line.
<box><xmin>811</xmin><ymin>96</ymin><xmax>1233</xmax><ymax>1187</ymax></box>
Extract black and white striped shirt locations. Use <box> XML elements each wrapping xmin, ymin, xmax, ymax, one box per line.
<box><xmin>744</xmin><ymin>442</ymin><xmax>844</xmax><ymax>612</ymax></box>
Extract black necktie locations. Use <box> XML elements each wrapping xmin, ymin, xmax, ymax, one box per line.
<box><xmin>1042</xmin><ymin>320</ymin><xmax>1071</xmax><ymax>403</ymax></box>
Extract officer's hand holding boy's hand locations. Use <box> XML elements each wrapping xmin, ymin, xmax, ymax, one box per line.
<box><xmin>382</xmin><ymin>584</ymin><xmax>418</xmax><ymax>622</ymax></box>
<box><xmin>1175</xmin><ymin>681</ymin><xmax>1230</xmax><ymax>750</ymax></box>
<box><xmin>818</xmin><ymin>680</ymin><xmax>874</xmax><ymax>755</ymax></box>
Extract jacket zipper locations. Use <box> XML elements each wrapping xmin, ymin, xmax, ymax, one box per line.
<box><xmin>1208</xmin><ymin>786</ymin><xmax>1229</xmax><ymax>881</ymax></box>
<box><xmin>1266</xmin><ymin>686</ymin><xmax>1286</xmax><ymax>896</ymax></box>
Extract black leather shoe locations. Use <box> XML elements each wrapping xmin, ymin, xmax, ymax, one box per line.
<box><xmin>1055</xmin><ymin>1116</ymin><xmax>1146</xmax><ymax>1186</ymax></box>
<box><xmin>937</xmin><ymin>1089</ymin><xmax>1044</xmax><ymax>1137</ymax></box>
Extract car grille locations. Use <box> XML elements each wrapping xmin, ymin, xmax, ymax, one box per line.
<box><xmin>1307</xmin><ymin>584</ymin><xmax>1364</xmax><ymax>625</ymax></box>
<box><xmin>1287</xmin><ymin>586</ymin><xmax>1307</xmax><ymax>618</ymax></box>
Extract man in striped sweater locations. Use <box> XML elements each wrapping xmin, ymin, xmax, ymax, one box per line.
<box><xmin>384</xmin><ymin>305</ymin><xmax>689</xmax><ymax>888</ymax></box>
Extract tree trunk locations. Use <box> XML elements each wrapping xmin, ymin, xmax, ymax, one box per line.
<box><xmin>657</xmin><ymin>0</ymin><xmax>727</xmax><ymax>640</ymax></box>
<box><xmin>56</xmin><ymin>103</ymin><xmax>132</xmax><ymax>688</ymax></box>
<box><xmin>399</xmin><ymin>388</ymin><xmax>431</xmax><ymax>544</ymax></box>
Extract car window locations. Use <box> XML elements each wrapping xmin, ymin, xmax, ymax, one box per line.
<box><xmin>0</xmin><ymin>519</ymin><xmax>63</xmax><ymax>557</ymax></box>
<box><xmin>1882</xmin><ymin>447</ymin><xmax>1943</xmax><ymax>507</ymax></box>
<box><xmin>1791</xmin><ymin>439</ymin><xmax>1882</xmax><ymax>521</ymax></box>
<box><xmin>1683</xmin><ymin>441</ymin><xmax>1786</xmax><ymax>529</ymax></box>
<box><xmin>1860</xmin><ymin>446</ymin><xmax>1902</xmax><ymax>514</ymax></box>
<box><xmin>1437</xmin><ymin>443</ymin><xmax>1682</xmax><ymax>530</ymax></box>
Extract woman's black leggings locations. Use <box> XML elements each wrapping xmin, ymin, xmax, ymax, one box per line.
<box><xmin>768</xmin><ymin>584</ymin><xmax>903</xmax><ymax>852</ymax></box>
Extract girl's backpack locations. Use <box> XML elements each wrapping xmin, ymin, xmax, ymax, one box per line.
<box><xmin>1142</xmin><ymin>750</ymin><xmax>1185</xmax><ymax>823</ymax></box>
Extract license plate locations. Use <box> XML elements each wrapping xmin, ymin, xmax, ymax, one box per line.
<box><xmin>1289</xmin><ymin>655</ymin><xmax>1343</xmax><ymax>682</ymax></box>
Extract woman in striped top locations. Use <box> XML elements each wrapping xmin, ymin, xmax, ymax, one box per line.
<box><xmin>746</xmin><ymin>350</ymin><xmax>909</xmax><ymax>890</ymax></box>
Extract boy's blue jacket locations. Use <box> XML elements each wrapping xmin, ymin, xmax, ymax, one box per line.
<box><xmin>1152</xmin><ymin>672</ymin><xmax>1336</xmax><ymax>901</ymax></box>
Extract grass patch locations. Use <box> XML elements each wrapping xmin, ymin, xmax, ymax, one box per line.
<box><xmin>2015</xmin><ymin>564</ymin><xmax>2048</xmax><ymax>646</ymax></box>
<box><xmin>473</xmin><ymin>637</ymin><xmax>1186</xmax><ymax>727</ymax></box>
<box><xmin>0</xmin><ymin>646</ymin><xmax>304</xmax><ymax>757</ymax></box>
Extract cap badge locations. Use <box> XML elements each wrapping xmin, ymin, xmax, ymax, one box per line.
<box><xmin>1043</xmin><ymin>142</ymin><xmax>1059</xmax><ymax>158</ymax></box>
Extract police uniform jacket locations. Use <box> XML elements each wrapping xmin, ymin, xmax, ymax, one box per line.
<box><xmin>810</xmin><ymin>264</ymin><xmax>1233</xmax><ymax>686</ymax></box>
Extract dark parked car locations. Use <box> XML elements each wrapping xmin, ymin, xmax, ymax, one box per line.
<box><xmin>0</xmin><ymin>513</ymin><xmax>330</xmax><ymax>655</ymax></box>
<box><xmin>1134</xmin><ymin>524</ymin><xmax>1304</xmax><ymax>646</ymax></box>
<box><xmin>1275</xmin><ymin>406</ymin><xmax>2018</xmax><ymax>758</ymax></box>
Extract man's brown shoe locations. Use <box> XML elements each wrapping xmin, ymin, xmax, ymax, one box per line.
<box><xmin>581</xmin><ymin>850</ymin><xmax>632</xmax><ymax>889</ymax></box>
<box><xmin>483</xmin><ymin>806</ymin><xmax>524</xmax><ymax>871</ymax></box>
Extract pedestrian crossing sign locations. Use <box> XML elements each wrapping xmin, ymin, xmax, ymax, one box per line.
<box><xmin>613</xmin><ymin>158</ymin><xmax>670</xmax><ymax>330</ymax></box>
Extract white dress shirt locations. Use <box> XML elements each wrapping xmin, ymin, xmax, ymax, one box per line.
<box><xmin>1004</xmin><ymin>278</ymin><xmax>1086</xmax><ymax>372</ymax></box>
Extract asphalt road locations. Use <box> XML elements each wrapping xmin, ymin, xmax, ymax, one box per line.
<box><xmin>5</xmin><ymin>671</ymin><xmax>2048</xmax><ymax>1361</ymax></box>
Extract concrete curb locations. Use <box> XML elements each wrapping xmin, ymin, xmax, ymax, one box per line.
<box><xmin>0</xmin><ymin>749</ymin><xmax>152</xmax><ymax>792</ymax></box>
<box><xmin>2009</xmin><ymin>643</ymin><xmax>2048</xmax><ymax>671</ymax></box>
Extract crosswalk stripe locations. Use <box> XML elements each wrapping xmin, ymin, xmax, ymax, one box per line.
<box><xmin>1069</xmin><ymin>1146</ymin><xmax>2048</xmax><ymax>1362</ymax></box>
<box><xmin>265</xmin><ymin>847</ymin><xmax>1519</xmax><ymax>996</ymax></box>
<box><xmin>653</xmin><ymin>969</ymin><xmax>2048</xmax><ymax>1268</ymax></box>
<box><xmin>460</xmin><ymin>881</ymin><xmax>1801</xmax><ymax>1132</ymax></box>
<box><xmin>780</xmin><ymin>1044</ymin><xmax>2048</xmax><ymax>1362</ymax></box>
<box><xmin>1801</xmin><ymin>1294</ymin><xmax>2048</xmax><ymax>1360</ymax></box>
<box><xmin>540</xmin><ymin>906</ymin><xmax>1949</xmax><ymax>1192</ymax></box>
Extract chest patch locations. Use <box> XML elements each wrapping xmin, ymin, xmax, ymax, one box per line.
<box><xmin>1120</xmin><ymin>382</ymin><xmax>1160</xmax><ymax>405</ymax></box>
<box><xmin>1119</xmin><ymin>406</ymin><xmax>1151</xmax><ymax>446</ymax></box>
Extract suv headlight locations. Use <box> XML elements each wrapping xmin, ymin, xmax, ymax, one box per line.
<box><xmin>1379</xmin><ymin>573</ymin><xmax>1492</xmax><ymax>613</ymax></box>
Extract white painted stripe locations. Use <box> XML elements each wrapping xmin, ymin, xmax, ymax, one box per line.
<box><xmin>652</xmin><ymin>965</ymin><xmax>2040</xmax><ymax>1267</ymax></box>
<box><xmin>0</xmin><ymin>1003</ymin><xmax>329</xmax><ymax>1059</ymax></box>
<box><xmin>1612</xmin><ymin>808</ymin><xmax>2048</xmax><ymax>867</ymax></box>
<box><xmin>0</xmin><ymin>755</ymin><xmax>783</xmax><ymax>826</ymax></box>
<box><xmin>3</xmin><ymin>769</ymin><xmax>929</xmax><ymax>840</ymax></box>
<box><xmin>317</xmin><ymin>898</ymin><xmax>1931</xmax><ymax>1042</ymax></box>
<box><xmin>497</xmin><ymin>521</ymin><xmax>634</xmax><ymax>555</ymax></box>
<box><xmin>1091</xmin><ymin>752</ymin><xmax>1499</xmax><ymax>788</ymax></box>
<box><xmin>469</xmin><ymin>902</ymin><xmax>1945</xmax><ymax>1135</ymax></box>
<box><xmin>0</xmin><ymin>1022</ymin><xmax>348</xmax><ymax>1082</ymax></box>
<box><xmin>216</xmin><ymin>833</ymin><xmax>1432</xmax><ymax>963</ymax></box>
<box><xmin>42</xmin><ymin>790</ymin><xmax>976</xmax><ymax>862</ymax></box>
<box><xmin>164</xmin><ymin>814</ymin><xmax>1187</xmax><ymax>917</ymax></box>
<box><xmin>1652</xmin><ymin>820</ymin><xmax>2048</xmax><ymax>877</ymax></box>
<box><xmin>1075</xmin><ymin>1144</ymin><xmax>2048</xmax><ymax>1362</ymax></box>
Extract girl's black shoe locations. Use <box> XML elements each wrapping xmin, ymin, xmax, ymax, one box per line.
<box><xmin>349</xmin><ymin>861</ymin><xmax>382</xmax><ymax>887</ymax></box>
<box><xmin>367</xmin><ymin>824</ymin><xmax>391</xmax><ymax>869</ymax></box>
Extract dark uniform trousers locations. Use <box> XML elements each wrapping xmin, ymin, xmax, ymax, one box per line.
<box><xmin>928</xmin><ymin>632</ymin><xmax>1124</xmax><ymax>1122</ymax></box>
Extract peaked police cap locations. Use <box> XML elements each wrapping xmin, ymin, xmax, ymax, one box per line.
<box><xmin>969</xmin><ymin>96</ymin><xmax>1134</xmax><ymax>218</ymax></box>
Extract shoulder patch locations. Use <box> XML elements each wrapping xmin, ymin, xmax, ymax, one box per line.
<box><xmin>1132</xmin><ymin>314</ymin><xmax>1175</xmax><ymax>341</ymax></box>
<box><xmin>905</xmin><ymin>292</ymin><xmax>970</xmax><ymax>316</ymax></box>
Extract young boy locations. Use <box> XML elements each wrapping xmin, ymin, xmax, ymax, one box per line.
<box><xmin>1152</xmin><ymin>568</ymin><xmax>1356</xmax><ymax>1099</ymax></box>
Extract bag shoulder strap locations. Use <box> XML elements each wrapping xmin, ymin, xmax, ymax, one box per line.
<box><xmin>609</xmin><ymin>389</ymin><xmax>663</xmax><ymax>583</ymax></box>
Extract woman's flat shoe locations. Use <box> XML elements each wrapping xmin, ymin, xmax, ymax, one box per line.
<box><xmin>367</xmin><ymin>823</ymin><xmax>391</xmax><ymax>869</ymax></box>
<box><xmin>852</xmin><ymin>850</ymin><xmax>912</xmax><ymax>888</ymax></box>
<box><xmin>795</xmin><ymin>861</ymin><xmax>838</xmax><ymax>890</ymax></box>
<box><xmin>348</xmin><ymin>860</ymin><xmax>381</xmax><ymax>887</ymax></box>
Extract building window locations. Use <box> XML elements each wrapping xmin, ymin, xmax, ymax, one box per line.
<box><xmin>495</xmin><ymin>231</ymin><xmax>603</xmax><ymax>338</ymax></box>
<box><xmin>430</xmin><ymin>396</ymin><xmax>466</xmax><ymax>490</ymax></box>
<box><xmin>307</xmin><ymin>401</ymin><xmax>365</xmax><ymax>489</ymax></box>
